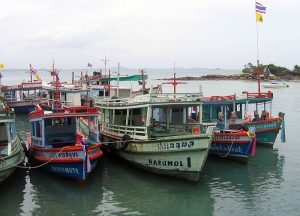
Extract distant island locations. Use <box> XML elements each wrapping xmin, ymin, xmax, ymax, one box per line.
<box><xmin>159</xmin><ymin>63</ymin><xmax>300</xmax><ymax>81</ymax></box>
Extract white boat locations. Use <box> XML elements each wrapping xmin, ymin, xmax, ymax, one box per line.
<box><xmin>0</xmin><ymin>98</ymin><xmax>25</xmax><ymax>183</ymax></box>
<box><xmin>262</xmin><ymin>80</ymin><xmax>289</xmax><ymax>88</ymax></box>
<box><xmin>91</xmin><ymin>89</ymin><xmax>215</xmax><ymax>182</ymax></box>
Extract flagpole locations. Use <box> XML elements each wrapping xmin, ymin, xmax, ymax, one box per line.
<box><xmin>255</xmin><ymin>1</ymin><xmax>261</xmax><ymax>95</ymax></box>
<box><xmin>30</xmin><ymin>64</ymin><xmax>33</xmax><ymax>82</ymax></box>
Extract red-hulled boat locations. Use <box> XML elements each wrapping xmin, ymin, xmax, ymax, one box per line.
<box><xmin>27</xmin><ymin>67</ymin><xmax>102</xmax><ymax>181</ymax></box>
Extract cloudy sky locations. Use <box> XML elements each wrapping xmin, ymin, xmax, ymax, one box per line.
<box><xmin>1</xmin><ymin>0</ymin><xmax>299</xmax><ymax>69</ymax></box>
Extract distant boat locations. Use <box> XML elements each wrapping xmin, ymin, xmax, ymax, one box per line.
<box><xmin>0</xmin><ymin>98</ymin><xmax>25</xmax><ymax>183</ymax></box>
<box><xmin>2</xmin><ymin>81</ymin><xmax>48</xmax><ymax>113</ymax></box>
<box><xmin>262</xmin><ymin>80</ymin><xmax>289</xmax><ymax>89</ymax></box>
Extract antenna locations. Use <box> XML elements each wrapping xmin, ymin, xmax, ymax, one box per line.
<box><xmin>101</xmin><ymin>56</ymin><xmax>110</xmax><ymax>76</ymax></box>
<box><xmin>162</xmin><ymin>62</ymin><xmax>187</xmax><ymax>98</ymax></box>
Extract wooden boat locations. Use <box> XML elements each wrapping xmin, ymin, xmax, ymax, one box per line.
<box><xmin>91</xmin><ymin>90</ymin><xmax>215</xmax><ymax>182</ymax></box>
<box><xmin>202</xmin><ymin>97</ymin><xmax>256</xmax><ymax>163</ymax></box>
<box><xmin>27</xmin><ymin>70</ymin><xmax>103</xmax><ymax>181</ymax></box>
<box><xmin>2</xmin><ymin>81</ymin><xmax>48</xmax><ymax>113</ymax></box>
<box><xmin>0</xmin><ymin>97</ymin><xmax>25</xmax><ymax>183</ymax></box>
<box><xmin>262</xmin><ymin>80</ymin><xmax>289</xmax><ymax>89</ymax></box>
<box><xmin>203</xmin><ymin>91</ymin><xmax>285</xmax><ymax>147</ymax></box>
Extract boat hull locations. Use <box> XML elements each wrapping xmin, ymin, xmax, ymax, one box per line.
<box><xmin>0</xmin><ymin>137</ymin><xmax>25</xmax><ymax>183</ymax></box>
<box><xmin>230</xmin><ymin>118</ymin><xmax>281</xmax><ymax>146</ymax></box>
<box><xmin>209</xmin><ymin>131</ymin><xmax>255</xmax><ymax>163</ymax></box>
<box><xmin>6</xmin><ymin>99</ymin><xmax>48</xmax><ymax>114</ymax></box>
<box><xmin>28</xmin><ymin>143</ymin><xmax>103</xmax><ymax>181</ymax></box>
<box><xmin>102</xmin><ymin>127</ymin><xmax>214</xmax><ymax>182</ymax></box>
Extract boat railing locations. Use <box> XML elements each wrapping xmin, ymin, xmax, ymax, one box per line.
<box><xmin>93</xmin><ymin>92</ymin><xmax>203</xmax><ymax>107</ymax></box>
<box><xmin>101</xmin><ymin>123</ymin><xmax>148</xmax><ymax>140</ymax></box>
<box><xmin>203</xmin><ymin>94</ymin><xmax>236</xmax><ymax>102</ymax></box>
<box><xmin>157</xmin><ymin>122</ymin><xmax>202</xmax><ymax>133</ymax></box>
<box><xmin>242</xmin><ymin>91</ymin><xmax>273</xmax><ymax>99</ymax></box>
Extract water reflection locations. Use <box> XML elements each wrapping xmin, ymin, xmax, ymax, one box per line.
<box><xmin>27</xmin><ymin>163</ymin><xmax>105</xmax><ymax>215</ymax></box>
<box><xmin>93</xmin><ymin>157</ymin><xmax>215</xmax><ymax>215</ymax></box>
<box><xmin>204</xmin><ymin>146</ymin><xmax>285</xmax><ymax>215</ymax></box>
<box><xmin>0</xmin><ymin>169</ymin><xmax>26</xmax><ymax>216</ymax></box>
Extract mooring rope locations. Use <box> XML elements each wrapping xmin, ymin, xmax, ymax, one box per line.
<box><xmin>215</xmin><ymin>133</ymin><xmax>235</xmax><ymax>158</ymax></box>
<box><xmin>0</xmin><ymin>146</ymin><xmax>66</xmax><ymax>169</ymax></box>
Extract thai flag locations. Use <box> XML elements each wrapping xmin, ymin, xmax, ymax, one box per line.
<box><xmin>56</xmin><ymin>74</ymin><xmax>61</xmax><ymax>86</ymax></box>
<box><xmin>30</xmin><ymin>67</ymin><xmax>37</xmax><ymax>75</ymax></box>
<box><xmin>256</xmin><ymin>2</ymin><xmax>266</xmax><ymax>14</ymax></box>
<box><xmin>88</xmin><ymin>63</ymin><xmax>93</xmax><ymax>67</ymax></box>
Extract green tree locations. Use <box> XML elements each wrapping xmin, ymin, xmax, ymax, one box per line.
<box><xmin>293</xmin><ymin>65</ymin><xmax>300</xmax><ymax>73</ymax></box>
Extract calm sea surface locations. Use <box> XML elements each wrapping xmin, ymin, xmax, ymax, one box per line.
<box><xmin>0</xmin><ymin>70</ymin><xmax>300</xmax><ymax>215</ymax></box>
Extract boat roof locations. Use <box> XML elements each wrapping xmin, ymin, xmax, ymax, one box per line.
<box><xmin>42</xmin><ymin>82</ymin><xmax>88</xmax><ymax>93</ymax></box>
<box><xmin>1</xmin><ymin>81</ymin><xmax>43</xmax><ymax>91</ymax></box>
<box><xmin>29</xmin><ymin>105</ymin><xmax>98</xmax><ymax>120</ymax></box>
<box><xmin>94</xmin><ymin>92</ymin><xmax>203</xmax><ymax>109</ymax></box>
<box><xmin>203</xmin><ymin>91</ymin><xmax>273</xmax><ymax>106</ymax></box>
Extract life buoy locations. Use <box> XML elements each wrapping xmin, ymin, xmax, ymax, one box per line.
<box><xmin>120</xmin><ymin>134</ymin><xmax>130</xmax><ymax>151</ymax></box>
<box><xmin>193</xmin><ymin>127</ymin><xmax>200</xmax><ymax>134</ymax></box>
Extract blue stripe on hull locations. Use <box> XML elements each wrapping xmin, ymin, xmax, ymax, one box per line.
<box><xmin>41</xmin><ymin>160</ymin><xmax>98</xmax><ymax>181</ymax></box>
<box><xmin>210</xmin><ymin>142</ymin><xmax>252</xmax><ymax>159</ymax></box>
<box><xmin>256</xmin><ymin>130</ymin><xmax>279</xmax><ymax>146</ymax></box>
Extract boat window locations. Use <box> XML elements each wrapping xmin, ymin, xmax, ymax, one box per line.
<box><xmin>0</xmin><ymin>123</ymin><xmax>8</xmax><ymax>143</ymax></box>
<box><xmin>35</xmin><ymin>121</ymin><xmax>42</xmax><ymax>137</ymax></box>
<box><xmin>98</xmin><ymin>90</ymin><xmax>104</xmax><ymax>97</ymax></box>
<box><xmin>45</xmin><ymin>118</ymin><xmax>52</xmax><ymax>126</ymax></box>
<box><xmin>67</xmin><ymin>117</ymin><xmax>75</xmax><ymax>125</ymax></box>
<box><xmin>129</xmin><ymin>108</ymin><xmax>147</xmax><ymax>126</ymax></box>
<box><xmin>53</xmin><ymin>117</ymin><xmax>65</xmax><ymax>126</ymax></box>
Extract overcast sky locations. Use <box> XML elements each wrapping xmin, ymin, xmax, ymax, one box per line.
<box><xmin>1</xmin><ymin>0</ymin><xmax>299</xmax><ymax>69</ymax></box>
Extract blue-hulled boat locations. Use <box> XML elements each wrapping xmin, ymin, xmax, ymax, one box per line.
<box><xmin>27</xmin><ymin>70</ymin><xmax>102</xmax><ymax>181</ymax></box>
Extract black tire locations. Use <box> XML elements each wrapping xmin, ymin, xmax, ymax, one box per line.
<box><xmin>20</xmin><ymin>140</ymin><xmax>28</xmax><ymax>156</ymax></box>
<box><xmin>27</xmin><ymin>147</ymin><xmax>35</xmax><ymax>164</ymax></box>
<box><xmin>119</xmin><ymin>134</ymin><xmax>130</xmax><ymax>151</ymax></box>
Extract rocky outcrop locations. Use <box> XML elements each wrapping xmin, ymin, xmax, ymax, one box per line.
<box><xmin>159</xmin><ymin>73</ymin><xmax>300</xmax><ymax>81</ymax></box>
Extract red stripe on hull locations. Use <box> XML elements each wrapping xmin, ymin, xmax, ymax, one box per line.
<box><xmin>34</xmin><ymin>156</ymin><xmax>83</xmax><ymax>163</ymax></box>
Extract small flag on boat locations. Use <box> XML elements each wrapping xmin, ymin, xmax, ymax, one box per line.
<box><xmin>88</xmin><ymin>63</ymin><xmax>93</xmax><ymax>67</ymax></box>
<box><xmin>0</xmin><ymin>64</ymin><xmax>5</xmax><ymax>68</ymax></box>
<box><xmin>30</xmin><ymin>65</ymin><xmax>37</xmax><ymax>75</ymax></box>
<box><xmin>35</xmin><ymin>72</ymin><xmax>42</xmax><ymax>81</ymax></box>
<box><xmin>256</xmin><ymin>13</ymin><xmax>264</xmax><ymax>22</ymax></box>
<box><xmin>56</xmin><ymin>74</ymin><xmax>61</xmax><ymax>86</ymax></box>
<box><xmin>256</xmin><ymin>2</ymin><xmax>266</xmax><ymax>14</ymax></box>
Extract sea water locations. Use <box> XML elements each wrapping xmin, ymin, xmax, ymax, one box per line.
<box><xmin>0</xmin><ymin>69</ymin><xmax>299</xmax><ymax>216</ymax></box>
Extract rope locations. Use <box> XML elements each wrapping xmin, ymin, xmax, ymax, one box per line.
<box><xmin>1</xmin><ymin>138</ymin><xmax>133</xmax><ymax>170</ymax></box>
<box><xmin>214</xmin><ymin>133</ymin><xmax>235</xmax><ymax>158</ymax></box>
<box><xmin>0</xmin><ymin>146</ymin><xmax>66</xmax><ymax>170</ymax></box>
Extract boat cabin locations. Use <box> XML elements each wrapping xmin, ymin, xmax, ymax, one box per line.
<box><xmin>29</xmin><ymin>106</ymin><xmax>99</xmax><ymax>148</ymax></box>
<box><xmin>42</xmin><ymin>84</ymin><xmax>88</xmax><ymax>107</ymax></box>
<box><xmin>2</xmin><ymin>81</ymin><xmax>43</xmax><ymax>102</ymax></box>
<box><xmin>89</xmin><ymin>85</ymin><xmax>131</xmax><ymax>99</ymax></box>
<box><xmin>203</xmin><ymin>91</ymin><xmax>274</xmax><ymax>129</ymax></box>
<box><xmin>0</xmin><ymin>110</ymin><xmax>16</xmax><ymax>156</ymax></box>
<box><xmin>97</xmin><ymin>93</ymin><xmax>204</xmax><ymax>140</ymax></box>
